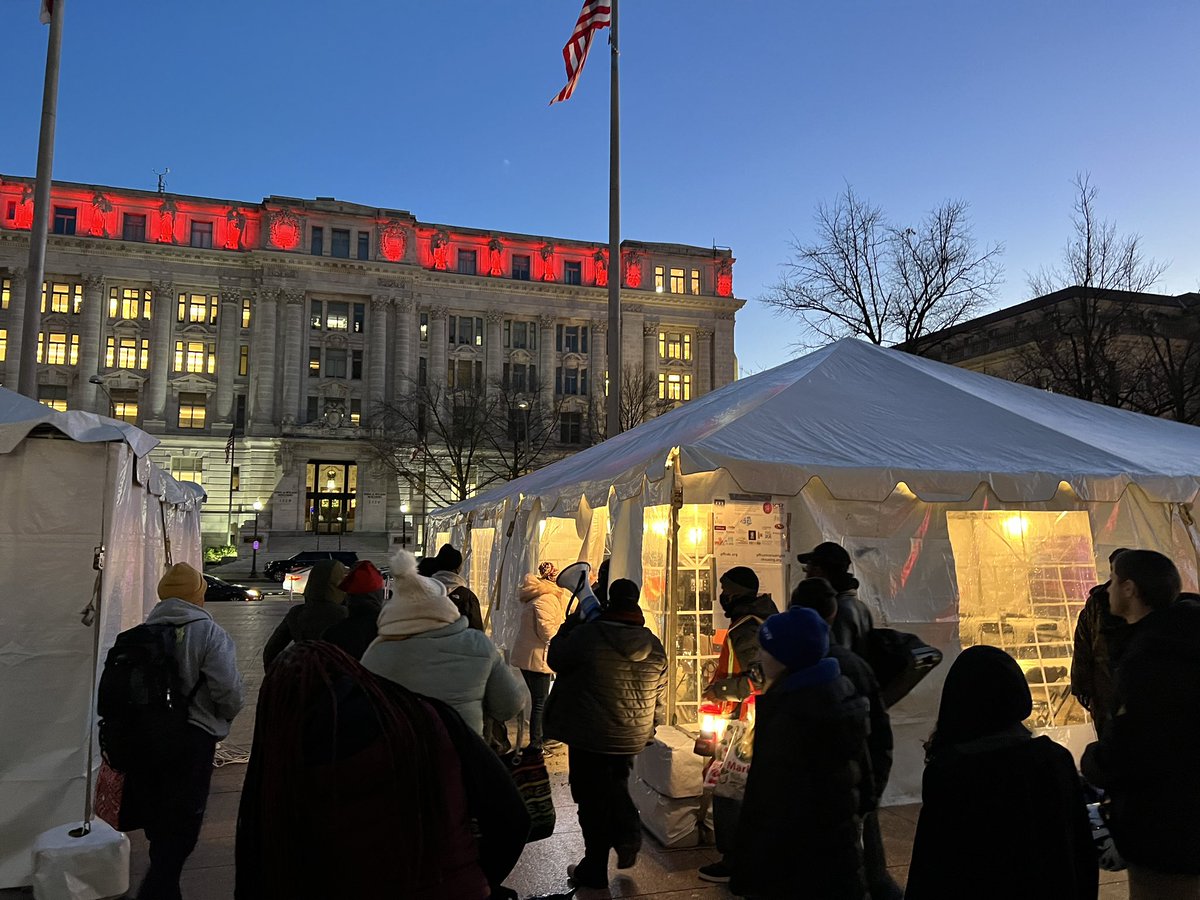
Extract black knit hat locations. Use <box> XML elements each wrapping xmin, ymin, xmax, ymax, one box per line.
<box><xmin>607</xmin><ymin>578</ymin><xmax>641</xmax><ymax>611</ymax></box>
<box><xmin>432</xmin><ymin>544</ymin><xmax>463</xmax><ymax>573</ymax></box>
<box><xmin>720</xmin><ymin>566</ymin><xmax>759</xmax><ymax>593</ymax></box>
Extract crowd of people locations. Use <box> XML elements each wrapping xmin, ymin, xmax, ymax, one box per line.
<box><xmin>101</xmin><ymin>538</ymin><xmax>1200</xmax><ymax>900</ymax></box>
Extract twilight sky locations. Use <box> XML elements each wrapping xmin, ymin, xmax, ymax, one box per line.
<box><xmin>2</xmin><ymin>1</ymin><xmax>1197</xmax><ymax>375</ymax></box>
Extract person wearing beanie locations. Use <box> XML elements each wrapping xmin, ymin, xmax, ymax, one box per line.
<box><xmin>729</xmin><ymin>607</ymin><xmax>872</xmax><ymax>900</ymax></box>
<box><xmin>544</xmin><ymin>577</ymin><xmax>668</xmax><ymax>889</ymax></box>
<box><xmin>697</xmin><ymin>566</ymin><xmax>777</xmax><ymax>885</ymax></box>
<box><xmin>323</xmin><ymin>561</ymin><xmax>388</xmax><ymax>661</ymax></box>
<box><xmin>790</xmin><ymin>577</ymin><xmax>899</xmax><ymax>900</ymax></box>
<box><xmin>426</xmin><ymin>543</ymin><xmax>484</xmax><ymax>632</ymax></box>
<box><xmin>361</xmin><ymin>550</ymin><xmax>524</xmax><ymax>736</ymax></box>
<box><xmin>123</xmin><ymin>562</ymin><xmax>245</xmax><ymax>899</ymax></box>
<box><xmin>262</xmin><ymin>558</ymin><xmax>349</xmax><ymax>669</ymax></box>
<box><xmin>511</xmin><ymin>562</ymin><xmax>569</xmax><ymax>752</ymax></box>
<box><xmin>906</xmin><ymin>646</ymin><xmax>1097</xmax><ymax>899</ymax></box>
<box><xmin>798</xmin><ymin>541</ymin><xmax>874</xmax><ymax>656</ymax></box>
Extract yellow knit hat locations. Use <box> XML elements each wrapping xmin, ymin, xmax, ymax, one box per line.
<box><xmin>158</xmin><ymin>562</ymin><xmax>207</xmax><ymax>606</ymax></box>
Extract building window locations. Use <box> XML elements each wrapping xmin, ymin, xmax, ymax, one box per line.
<box><xmin>231</xmin><ymin>466</ymin><xmax>240</xmax><ymax>491</ymax></box>
<box><xmin>306</xmin><ymin>396</ymin><xmax>319</xmax><ymax>423</ymax></box>
<box><xmin>357</xmin><ymin>232</ymin><xmax>371</xmax><ymax>261</ymax></box>
<box><xmin>350</xmin><ymin>398</ymin><xmax>361</xmax><ymax>426</ymax></box>
<box><xmin>512</xmin><ymin>254</ymin><xmax>531</xmax><ymax>281</ymax></box>
<box><xmin>241</xmin><ymin>298</ymin><xmax>251</xmax><ymax>329</ymax></box>
<box><xmin>504</xmin><ymin>319</ymin><xmax>537</xmax><ymax>350</ymax></box>
<box><xmin>503</xmin><ymin>362</ymin><xmax>537</xmax><ymax>393</ymax></box>
<box><xmin>0</xmin><ymin>329</ymin><xmax>6</xmax><ymax>361</ymax></box>
<box><xmin>351</xmin><ymin>349</ymin><xmax>363</xmax><ymax>380</ymax></box>
<box><xmin>457</xmin><ymin>249</ymin><xmax>477</xmax><ymax>275</ymax></box>
<box><xmin>326</xmin><ymin>301</ymin><xmax>349</xmax><ymax>332</ymax></box>
<box><xmin>109</xmin><ymin>286</ymin><xmax>152</xmax><ymax>320</ymax></box>
<box><xmin>37</xmin><ymin>332</ymin><xmax>78</xmax><ymax>366</ymax></box>
<box><xmin>448</xmin><ymin>359</ymin><xmax>483</xmax><ymax>391</ymax></box>
<box><xmin>560</xmin><ymin>412</ymin><xmax>583</xmax><ymax>444</ymax></box>
<box><xmin>122</xmin><ymin>213</ymin><xmax>146</xmax><ymax>242</ymax></box>
<box><xmin>418</xmin><ymin>356</ymin><xmax>427</xmax><ymax>387</ymax></box>
<box><xmin>555</xmin><ymin>365</ymin><xmax>588</xmax><ymax>396</ymax></box>
<box><xmin>556</xmin><ymin>324</ymin><xmax>588</xmax><ymax>354</ymax></box>
<box><xmin>311</xmin><ymin>226</ymin><xmax>324</xmax><ymax>256</ymax></box>
<box><xmin>39</xmin><ymin>385</ymin><xmax>68</xmax><ymax>412</ymax></box>
<box><xmin>177</xmin><ymin>394</ymin><xmax>207</xmax><ymax>429</ymax></box>
<box><xmin>325</xmin><ymin>348</ymin><xmax>348</xmax><ymax>379</ymax></box>
<box><xmin>331</xmin><ymin>228</ymin><xmax>351</xmax><ymax>258</ymax></box>
<box><xmin>171</xmin><ymin>456</ymin><xmax>203</xmax><ymax>484</ymax></box>
<box><xmin>177</xmin><ymin>292</ymin><xmax>218</xmax><ymax>324</ymax></box>
<box><xmin>691</xmin><ymin>268</ymin><xmax>701</xmax><ymax>295</ymax></box>
<box><xmin>654</xmin><ymin>265</ymin><xmax>665</xmax><ymax>292</ymax></box>
<box><xmin>52</xmin><ymin>206</ymin><xmax>76</xmax><ymax>235</ymax></box>
<box><xmin>563</xmin><ymin>260</ymin><xmax>582</xmax><ymax>285</ymax></box>
<box><xmin>419</xmin><ymin>312</ymin><xmax>429</xmax><ymax>343</ymax></box>
<box><xmin>658</xmin><ymin>331</ymin><xmax>692</xmax><ymax>361</ymax></box>
<box><xmin>658</xmin><ymin>372</ymin><xmax>692</xmax><ymax>402</ymax></box>
<box><xmin>190</xmin><ymin>221</ymin><xmax>213</xmax><ymax>249</ymax></box>
<box><xmin>174</xmin><ymin>340</ymin><xmax>215</xmax><ymax>374</ymax></box>
<box><xmin>310</xmin><ymin>300</ymin><xmax>322</xmax><ymax>330</ymax></box>
<box><xmin>309</xmin><ymin>346</ymin><xmax>321</xmax><ymax>377</ymax></box>
<box><xmin>239</xmin><ymin>345</ymin><xmax>249</xmax><ymax>376</ymax></box>
<box><xmin>111</xmin><ymin>389</ymin><xmax>138</xmax><ymax>424</ymax></box>
<box><xmin>105</xmin><ymin>336</ymin><xmax>149</xmax><ymax>370</ymax></box>
<box><xmin>42</xmin><ymin>282</ymin><xmax>81</xmax><ymax>314</ymax></box>
<box><xmin>448</xmin><ymin>315</ymin><xmax>483</xmax><ymax>346</ymax></box>
<box><xmin>234</xmin><ymin>394</ymin><xmax>247</xmax><ymax>430</ymax></box>
<box><xmin>353</xmin><ymin>303</ymin><xmax>365</xmax><ymax>334</ymax></box>
<box><xmin>1</xmin><ymin>277</ymin><xmax>9</xmax><ymax>309</ymax></box>
<box><xmin>669</xmin><ymin>267</ymin><xmax>685</xmax><ymax>294</ymax></box>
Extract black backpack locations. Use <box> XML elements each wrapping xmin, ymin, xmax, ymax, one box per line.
<box><xmin>97</xmin><ymin>622</ymin><xmax>203</xmax><ymax>773</ymax></box>
<box><xmin>861</xmin><ymin>627</ymin><xmax>944</xmax><ymax>708</ymax></box>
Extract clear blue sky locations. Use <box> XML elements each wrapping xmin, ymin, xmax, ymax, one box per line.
<box><xmin>2</xmin><ymin>1</ymin><xmax>1197</xmax><ymax>374</ymax></box>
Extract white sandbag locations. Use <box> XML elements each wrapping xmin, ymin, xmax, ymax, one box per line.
<box><xmin>633</xmin><ymin>725</ymin><xmax>707</xmax><ymax>799</ymax></box>
<box><xmin>31</xmin><ymin>820</ymin><xmax>129</xmax><ymax>900</ymax></box>
<box><xmin>630</xmin><ymin>777</ymin><xmax>702</xmax><ymax>848</ymax></box>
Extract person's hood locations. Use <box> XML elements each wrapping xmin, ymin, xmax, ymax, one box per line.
<box><xmin>145</xmin><ymin>597</ymin><xmax>212</xmax><ymax>627</ymax></box>
<box><xmin>594</xmin><ymin>619</ymin><xmax>657</xmax><ymax>661</ymax></box>
<box><xmin>935</xmin><ymin>645</ymin><xmax>1032</xmax><ymax>747</ymax></box>
<box><xmin>519</xmin><ymin>573</ymin><xmax>560</xmax><ymax>603</ymax></box>
<box><xmin>831</xmin><ymin>574</ymin><xmax>860</xmax><ymax>594</ymax></box>
<box><xmin>345</xmin><ymin>592</ymin><xmax>385</xmax><ymax>618</ymax></box>
<box><xmin>1141</xmin><ymin>596</ymin><xmax>1200</xmax><ymax>644</ymax></box>
<box><xmin>432</xmin><ymin>570</ymin><xmax>467</xmax><ymax>591</ymax></box>
<box><xmin>725</xmin><ymin>593</ymin><xmax>778</xmax><ymax>623</ymax></box>
<box><xmin>303</xmin><ymin>559</ymin><xmax>348</xmax><ymax>606</ymax></box>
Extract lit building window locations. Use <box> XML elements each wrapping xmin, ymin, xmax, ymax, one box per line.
<box><xmin>41</xmin><ymin>282</ymin><xmax>79</xmax><ymax>314</ymax></box>
<box><xmin>190</xmin><ymin>221</ymin><xmax>213</xmax><ymax>249</ymax></box>
<box><xmin>171</xmin><ymin>456</ymin><xmax>204</xmax><ymax>483</ymax></box>
<box><xmin>669</xmin><ymin>268</ymin><xmax>685</xmax><ymax>294</ymax></box>
<box><xmin>654</xmin><ymin>265</ymin><xmax>665</xmax><ymax>292</ymax></box>
<box><xmin>177</xmin><ymin>293</ymin><xmax>217</xmax><ymax>324</ymax></box>
<box><xmin>350</xmin><ymin>398</ymin><xmax>361</xmax><ymax>426</ymax></box>
<box><xmin>39</xmin><ymin>385</ymin><xmax>68</xmax><ymax>412</ymax></box>
<box><xmin>0</xmin><ymin>328</ymin><xmax>6</xmax><ymax>361</ymax></box>
<box><xmin>177</xmin><ymin>394</ymin><xmax>207</xmax><ymax>429</ymax></box>
<box><xmin>242</xmin><ymin>298</ymin><xmax>251</xmax><ymax>329</ymax></box>
<box><xmin>105</xmin><ymin>336</ymin><xmax>149</xmax><ymax>370</ymax></box>
<box><xmin>420</xmin><ymin>312</ymin><xmax>429</xmax><ymax>343</ymax></box>
<box><xmin>174</xmin><ymin>340</ymin><xmax>215</xmax><ymax>373</ymax></box>
<box><xmin>658</xmin><ymin>331</ymin><xmax>692</xmax><ymax>361</ymax></box>
<box><xmin>658</xmin><ymin>372</ymin><xmax>691</xmax><ymax>401</ymax></box>
<box><xmin>1</xmin><ymin>277</ymin><xmax>9</xmax><ymax>309</ymax></box>
<box><xmin>326</xmin><ymin>301</ymin><xmax>349</xmax><ymax>332</ymax></box>
<box><xmin>309</xmin><ymin>347</ymin><xmax>321</xmax><ymax>377</ymax></box>
<box><xmin>691</xmin><ymin>268</ymin><xmax>701</xmax><ymax>295</ymax></box>
<box><xmin>239</xmin><ymin>345</ymin><xmax>249</xmax><ymax>376</ymax></box>
<box><xmin>111</xmin><ymin>389</ymin><xmax>138</xmax><ymax>424</ymax></box>
<box><xmin>109</xmin><ymin>287</ymin><xmax>152</xmax><ymax>319</ymax></box>
<box><xmin>37</xmin><ymin>332</ymin><xmax>77</xmax><ymax>366</ymax></box>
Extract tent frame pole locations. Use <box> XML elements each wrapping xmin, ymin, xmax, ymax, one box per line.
<box><xmin>667</xmin><ymin>452</ymin><xmax>682</xmax><ymax>726</ymax></box>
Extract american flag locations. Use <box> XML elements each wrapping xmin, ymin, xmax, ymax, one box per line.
<box><xmin>550</xmin><ymin>0</ymin><xmax>612</xmax><ymax>105</ymax></box>
<box><xmin>39</xmin><ymin>0</ymin><xmax>53</xmax><ymax>24</ymax></box>
<box><xmin>225</xmin><ymin>427</ymin><xmax>237</xmax><ymax>464</ymax></box>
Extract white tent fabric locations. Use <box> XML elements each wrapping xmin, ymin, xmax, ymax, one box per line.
<box><xmin>0</xmin><ymin>389</ymin><xmax>202</xmax><ymax>888</ymax></box>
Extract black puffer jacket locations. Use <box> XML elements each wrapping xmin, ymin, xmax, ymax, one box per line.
<box><xmin>829</xmin><ymin>644</ymin><xmax>892</xmax><ymax>808</ymax></box>
<box><xmin>831</xmin><ymin>578</ymin><xmax>874</xmax><ymax>658</ymax></box>
<box><xmin>543</xmin><ymin>613</ymin><xmax>668</xmax><ymax>755</ymax></box>
<box><xmin>1070</xmin><ymin>582</ymin><xmax>1130</xmax><ymax>737</ymax></box>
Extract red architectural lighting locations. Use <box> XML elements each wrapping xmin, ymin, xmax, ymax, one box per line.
<box><xmin>269</xmin><ymin>210</ymin><xmax>300</xmax><ymax>250</ymax></box>
<box><xmin>430</xmin><ymin>231</ymin><xmax>449</xmax><ymax>270</ymax></box>
<box><xmin>623</xmin><ymin>252</ymin><xmax>642</xmax><ymax>289</ymax></box>
<box><xmin>716</xmin><ymin>258</ymin><xmax>734</xmax><ymax>297</ymax></box>
<box><xmin>594</xmin><ymin>248</ymin><xmax>609</xmax><ymax>287</ymax></box>
<box><xmin>157</xmin><ymin>210</ymin><xmax>174</xmax><ymax>243</ymax></box>
<box><xmin>380</xmin><ymin>222</ymin><xmax>407</xmax><ymax>262</ymax></box>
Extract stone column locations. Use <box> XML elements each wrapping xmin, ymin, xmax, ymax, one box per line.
<box><xmin>394</xmin><ymin>296</ymin><xmax>414</xmax><ymax>392</ymax></box>
<box><xmin>485</xmin><ymin>309</ymin><xmax>504</xmax><ymax>387</ymax></box>
<box><xmin>538</xmin><ymin>313</ymin><xmax>556</xmax><ymax>405</ymax></box>
<box><xmin>6</xmin><ymin>267</ymin><xmax>26</xmax><ymax>385</ymax></box>
<box><xmin>368</xmin><ymin>294</ymin><xmax>389</xmax><ymax>412</ymax></box>
<box><xmin>215</xmin><ymin>290</ymin><xmax>240</xmax><ymax>421</ymax></box>
<box><xmin>429</xmin><ymin>306</ymin><xmax>448</xmax><ymax>385</ymax></box>
<box><xmin>621</xmin><ymin>305</ymin><xmax>643</xmax><ymax>383</ymax></box>
<box><xmin>713</xmin><ymin>313</ymin><xmax>736</xmax><ymax>388</ymax></box>
<box><xmin>643</xmin><ymin>318</ymin><xmax>660</xmax><ymax>380</ymax></box>
<box><xmin>75</xmin><ymin>274</ymin><xmax>105</xmax><ymax>412</ymax></box>
<box><xmin>590</xmin><ymin>318</ymin><xmax>608</xmax><ymax>404</ymax></box>
<box><xmin>147</xmin><ymin>278</ymin><xmax>174</xmax><ymax>424</ymax></box>
<box><xmin>251</xmin><ymin>289</ymin><xmax>278</xmax><ymax>429</ymax></box>
<box><xmin>280</xmin><ymin>289</ymin><xmax>306</xmax><ymax>423</ymax></box>
<box><xmin>696</xmin><ymin>327</ymin><xmax>714</xmax><ymax>396</ymax></box>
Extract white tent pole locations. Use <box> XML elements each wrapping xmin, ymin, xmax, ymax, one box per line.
<box><xmin>667</xmin><ymin>450</ymin><xmax>682</xmax><ymax>725</ymax></box>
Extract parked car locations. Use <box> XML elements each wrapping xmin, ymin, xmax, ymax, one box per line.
<box><xmin>203</xmin><ymin>574</ymin><xmax>260</xmax><ymax>602</ymax></box>
<box><xmin>264</xmin><ymin>550</ymin><xmax>359</xmax><ymax>584</ymax></box>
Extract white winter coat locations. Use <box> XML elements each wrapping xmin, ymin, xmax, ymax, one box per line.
<box><xmin>510</xmin><ymin>575</ymin><xmax>569</xmax><ymax>674</ymax></box>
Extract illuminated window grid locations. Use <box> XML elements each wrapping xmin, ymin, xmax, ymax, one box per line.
<box><xmin>41</xmin><ymin>282</ymin><xmax>80</xmax><ymax>314</ymax></box>
<box><xmin>658</xmin><ymin>332</ymin><xmax>692</xmax><ymax>361</ymax></box>
<box><xmin>109</xmin><ymin>286</ymin><xmax>152</xmax><ymax>319</ymax></box>
<box><xmin>669</xmin><ymin>267</ymin><xmax>685</xmax><ymax>294</ymax></box>
<box><xmin>37</xmin><ymin>332</ymin><xmax>78</xmax><ymax>366</ymax></box>
<box><xmin>174</xmin><ymin>340</ymin><xmax>215</xmax><ymax>374</ymax></box>
<box><xmin>111</xmin><ymin>390</ymin><xmax>138</xmax><ymax>424</ymax></box>
<box><xmin>241</xmin><ymin>298</ymin><xmax>251</xmax><ymax>329</ymax></box>
<box><xmin>654</xmin><ymin>265</ymin><xmax>665</xmax><ymax>292</ymax></box>
<box><xmin>675</xmin><ymin>505</ymin><xmax>718</xmax><ymax>728</ymax></box>
<box><xmin>1</xmin><ymin>277</ymin><xmax>9</xmax><ymax>309</ymax></box>
<box><xmin>177</xmin><ymin>292</ymin><xmax>218</xmax><ymax>324</ymax></box>
<box><xmin>177</xmin><ymin>395</ymin><xmax>206</xmax><ymax>429</ymax></box>
<box><xmin>658</xmin><ymin>372</ymin><xmax>692</xmax><ymax>401</ymax></box>
<box><xmin>105</xmin><ymin>336</ymin><xmax>149</xmax><ymax>369</ymax></box>
<box><xmin>690</xmin><ymin>269</ymin><xmax>701</xmax><ymax>295</ymax></box>
<box><xmin>0</xmin><ymin>328</ymin><xmax>6</xmax><ymax>361</ymax></box>
<box><xmin>239</xmin><ymin>345</ymin><xmax>250</xmax><ymax>376</ymax></box>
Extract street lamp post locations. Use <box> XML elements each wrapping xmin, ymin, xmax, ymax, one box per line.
<box><xmin>250</xmin><ymin>500</ymin><xmax>263</xmax><ymax>578</ymax></box>
<box><xmin>336</xmin><ymin>516</ymin><xmax>343</xmax><ymax>551</ymax></box>
<box><xmin>88</xmin><ymin>375</ymin><xmax>116</xmax><ymax>418</ymax></box>
<box><xmin>516</xmin><ymin>399</ymin><xmax>532</xmax><ymax>476</ymax></box>
<box><xmin>400</xmin><ymin>502</ymin><xmax>409</xmax><ymax>547</ymax></box>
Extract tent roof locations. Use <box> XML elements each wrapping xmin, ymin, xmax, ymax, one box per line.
<box><xmin>0</xmin><ymin>386</ymin><xmax>159</xmax><ymax>457</ymax></box>
<box><xmin>438</xmin><ymin>339</ymin><xmax>1200</xmax><ymax>519</ymax></box>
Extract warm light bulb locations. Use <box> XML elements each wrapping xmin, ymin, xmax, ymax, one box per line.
<box><xmin>688</xmin><ymin>527</ymin><xmax>705</xmax><ymax>546</ymax></box>
<box><xmin>1002</xmin><ymin>514</ymin><xmax>1029</xmax><ymax>538</ymax></box>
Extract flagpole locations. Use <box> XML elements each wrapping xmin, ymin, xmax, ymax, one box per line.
<box><xmin>226</xmin><ymin>427</ymin><xmax>236</xmax><ymax>546</ymax></box>
<box><xmin>19</xmin><ymin>0</ymin><xmax>67</xmax><ymax>398</ymax></box>
<box><xmin>604</xmin><ymin>0</ymin><xmax>622</xmax><ymax>439</ymax></box>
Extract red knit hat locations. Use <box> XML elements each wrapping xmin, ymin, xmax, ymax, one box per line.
<box><xmin>339</xmin><ymin>560</ymin><xmax>385</xmax><ymax>594</ymax></box>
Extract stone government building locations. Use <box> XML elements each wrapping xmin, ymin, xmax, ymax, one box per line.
<box><xmin>0</xmin><ymin>175</ymin><xmax>743</xmax><ymax>550</ymax></box>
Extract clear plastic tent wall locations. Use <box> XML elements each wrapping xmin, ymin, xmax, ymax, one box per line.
<box><xmin>0</xmin><ymin>434</ymin><xmax>201</xmax><ymax>888</ymax></box>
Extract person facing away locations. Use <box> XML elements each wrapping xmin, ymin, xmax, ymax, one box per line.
<box><xmin>730</xmin><ymin>606</ymin><xmax>872</xmax><ymax>900</ymax></box>
<box><xmin>798</xmin><ymin>541</ymin><xmax>874</xmax><ymax>657</ymax></box>
<box><xmin>322</xmin><ymin>560</ymin><xmax>387</xmax><ymax>661</ymax></box>
<box><xmin>234</xmin><ymin>642</ymin><xmax>493</xmax><ymax>900</ymax></box>
<box><xmin>510</xmin><ymin>561</ymin><xmax>569</xmax><ymax>752</ymax></box>
<box><xmin>1070</xmin><ymin>547</ymin><xmax>1132</xmax><ymax>737</ymax></box>
<box><xmin>1082</xmin><ymin>549</ymin><xmax>1200</xmax><ymax>896</ymax></box>
<box><xmin>426</xmin><ymin>543</ymin><xmax>484</xmax><ymax>631</ymax></box>
<box><xmin>262</xmin><ymin>558</ymin><xmax>348</xmax><ymax>669</ymax></box>
<box><xmin>544</xmin><ymin>578</ymin><xmax>668</xmax><ymax>890</ymax></box>
<box><xmin>791</xmin><ymin>577</ymin><xmax>899</xmax><ymax>900</ymax></box>
<box><xmin>360</xmin><ymin>549</ymin><xmax>523</xmax><ymax>735</ymax></box>
<box><xmin>704</xmin><ymin>566</ymin><xmax>778</xmax><ymax>706</ymax></box>
<box><xmin>907</xmin><ymin>645</ymin><xmax>1097</xmax><ymax>899</ymax></box>
<box><xmin>124</xmin><ymin>562</ymin><xmax>245</xmax><ymax>900</ymax></box>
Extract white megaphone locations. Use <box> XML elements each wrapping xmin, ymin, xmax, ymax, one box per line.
<box><xmin>556</xmin><ymin>561</ymin><xmax>602</xmax><ymax>622</ymax></box>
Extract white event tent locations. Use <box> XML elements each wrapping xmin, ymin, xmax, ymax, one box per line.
<box><xmin>0</xmin><ymin>388</ymin><xmax>204</xmax><ymax>887</ymax></box>
<box><xmin>430</xmin><ymin>339</ymin><xmax>1200</xmax><ymax>804</ymax></box>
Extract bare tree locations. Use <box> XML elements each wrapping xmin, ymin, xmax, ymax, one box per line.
<box><xmin>484</xmin><ymin>376</ymin><xmax>564</xmax><ymax>480</ymax></box>
<box><xmin>588</xmin><ymin>364</ymin><xmax>674</xmax><ymax>442</ymax></box>
<box><xmin>764</xmin><ymin>185</ymin><xmax>1003</xmax><ymax>350</ymax></box>
<box><xmin>1126</xmin><ymin>306</ymin><xmax>1200</xmax><ymax>424</ymax></box>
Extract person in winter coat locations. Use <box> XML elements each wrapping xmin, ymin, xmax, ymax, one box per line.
<box><xmin>791</xmin><ymin>577</ymin><xmax>899</xmax><ymax>900</ymax></box>
<box><xmin>698</xmin><ymin>566</ymin><xmax>777</xmax><ymax>885</ymax></box>
<box><xmin>730</xmin><ymin>606</ymin><xmax>872</xmax><ymax>900</ymax></box>
<box><xmin>361</xmin><ymin>550</ymin><xmax>524</xmax><ymax>735</ymax></box>
<box><xmin>1082</xmin><ymin>549</ymin><xmax>1200</xmax><ymax>895</ymax></box>
<box><xmin>235</xmin><ymin>641</ymin><xmax>495</xmax><ymax>900</ymax></box>
<box><xmin>262</xmin><ymin>558</ymin><xmax>348</xmax><ymax>669</ymax></box>
<box><xmin>510</xmin><ymin>561</ymin><xmax>569</xmax><ymax>752</ymax></box>
<box><xmin>907</xmin><ymin>645</ymin><xmax>1097</xmax><ymax>899</ymax></box>
<box><xmin>544</xmin><ymin>579</ymin><xmax>668</xmax><ymax>890</ymax></box>
<box><xmin>1070</xmin><ymin>548</ymin><xmax>1131</xmax><ymax>737</ymax></box>
<box><xmin>799</xmin><ymin>541</ymin><xmax>874</xmax><ymax>656</ymax></box>
<box><xmin>426</xmin><ymin>543</ymin><xmax>484</xmax><ymax>631</ymax></box>
<box><xmin>125</xmin><ymin>563</ymin><xmax>245</xmax><ymax>900</ymax></box>
<box><xmin>323</xmin><ymin>561</ymin><xmax>387</xmax><ymax>661</ymax></box>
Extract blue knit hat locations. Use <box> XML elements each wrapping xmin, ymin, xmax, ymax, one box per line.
<box><xmin>758</xmin><ymin>606</ymin><xmax>830</xmax><ymax>671</ymax></box>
